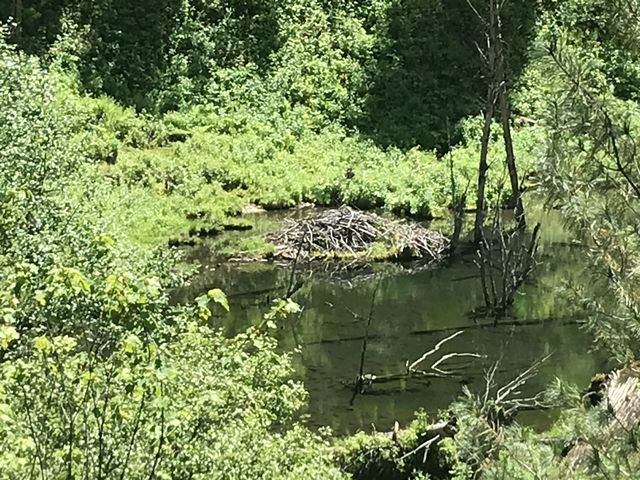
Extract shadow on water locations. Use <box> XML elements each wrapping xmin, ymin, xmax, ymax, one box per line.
<box><xmin>174</xmin><ymin>206</ymin><xmax>610</xmax><ymax>435</ymax></box>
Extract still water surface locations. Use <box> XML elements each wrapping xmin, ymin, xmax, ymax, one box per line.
<box><xmin>176</xmin><ymin>206</ymin><xmax>609</xmax><ymax>434</ymax></box>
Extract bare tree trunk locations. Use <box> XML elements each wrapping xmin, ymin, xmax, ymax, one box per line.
<box><xmin>473</xmin><ymin>0</ymin><xmax>526</xmax><ymax>241</ymax></box>
<box><xmin>498</xmin><ymin>89</ymin><xmax>525</xmax><ymax>228</ymax></box>
<box><xmin>494</xmin><ymin>4</ymin><xmax>526</xmax><ymax>229</ymax></box>
<box><xmin>14</xmin><ymin>0</ymin><xmax>22</xmax><ymax>43</ymax></box>
<box><xmin>473</xmin><ymin>0</ymin><xmax>498</xmax><ymax>244</ymax></box>
<box><xmin>474</xmin><ymin>97</ymin><xmax>495</xmax><ymax>244</ymax></box>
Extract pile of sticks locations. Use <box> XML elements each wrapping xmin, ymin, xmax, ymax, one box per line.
<box><xmin>390</xmin><ymin>223</ymin><xmax>451</xmax><ymax>260</ymax></box>
<box><xmin>267</xmin><ymin>206</ymin><xmax>449</xmax><ymax>261</ymax></box>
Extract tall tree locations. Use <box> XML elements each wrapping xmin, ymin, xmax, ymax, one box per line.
<box><xmin>473</xmin><ymin>0</ymin><xmax>526</xmax><ymax>243</ymax></box>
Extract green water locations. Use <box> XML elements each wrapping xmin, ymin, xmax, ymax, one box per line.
<box><xmin>176</xmin><ymin>206</ymin><xmax>609</xmax><ymax>435</ymax></box>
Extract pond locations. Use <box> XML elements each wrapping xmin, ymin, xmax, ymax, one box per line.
<box><xmin>174</xmin><ymin>205</ymin><xmax>610</xmax><ymax>435</ymax></box>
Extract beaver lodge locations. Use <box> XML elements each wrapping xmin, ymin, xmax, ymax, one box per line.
<box><xmin>267</xmin><ymin>206</ymin><xmax>450</xmax><ymax>262</ymax></box>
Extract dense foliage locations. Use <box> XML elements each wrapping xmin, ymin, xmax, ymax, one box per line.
<box><xmin>0</xmin><ymin>34</ymin><xmax>345</xmax><ymax>479</ymax></box>
<box><xmin>4</xmin><ymin>0</ymin><xmax>640</xmax><ymax>478</ymax></box>
<box><xmin>1</xmin><ymin>0</ymin><xmax>537</xmax><ymax>149</ymax></box>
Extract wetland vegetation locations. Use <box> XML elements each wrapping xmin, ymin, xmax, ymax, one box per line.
<box><xmin>2</xmin><ymin>1</ymin><xmax>640</xmax><ymax>479</ymax></box>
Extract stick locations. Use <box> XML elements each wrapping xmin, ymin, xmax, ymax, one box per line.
<box><xmin>399</xmin><ymin>434</ymin><xmax>441</xmax><ymax>462</ymax></box>
<box><xmin>408</xmin><ymin>331</ymin><xmax>465</xmax><ymax>372</ymax></box>
<box><xmin>352</xmin><ymin>280</ymin><xmax>382</xmax><ymax>402</ymax></box>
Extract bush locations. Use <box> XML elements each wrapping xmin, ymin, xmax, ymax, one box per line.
<box><xmin>0</xmin><ymin>33</ymin><xmax>180</xmax><ymax>343</ymax></box>
<box><xmin>0</xmin><ymin>35</ymin><xmax>347</xmax><ymax>479</ymax></box>
<box><xmin>0</xmin><ymin>315</ymin><xmax>345</xmax><ymax>479</ymax></box>
<box><xmin>333</xmin><ymin>411</ymin><xmax>468</xmax><ymax>480</ymax></box>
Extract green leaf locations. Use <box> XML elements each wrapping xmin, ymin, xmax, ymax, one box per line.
<box><xmin>207</xmin><ymin>288</ymin><xmax>230</xmax><ymax>312</ymax></box>
<box><xmin>284</xmin><ymin>299</ymin><xmax>301</xmax><ymax>314</ymax></box>
<box><xmin>33</xmin><ymin>336</ymin><xmax>51</xmax><ymax>352</ymax></box>
<box><xmin>123</xmin><ymin>334</ymin><xmax>142</xmax><ymax>354</ymax></box>
<box><xmin>0</xmin><ymin>326</ymin><xmax>19</xmax><ymax>350</ymax></box>
<box><xmin>34</xmin><ymin>291</ymin><xmax>47</xmax><ymax>306</ymax></box>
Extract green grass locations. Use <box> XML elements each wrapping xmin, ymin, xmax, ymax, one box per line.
<box><xmin>81</xmin><ymin>99</ymin><xmax>541</xmax><ymax>252</ymax></box>
<box><xmin>219</xmin><ymin>237</ymin><xmax>277</xmax><ymax>260</ymax></box>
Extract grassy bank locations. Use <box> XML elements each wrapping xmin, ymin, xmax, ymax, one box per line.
<box><xmin>82</xmin><ymin>100</ymin><xmax>541</xmax><ymax>251</ymax></box>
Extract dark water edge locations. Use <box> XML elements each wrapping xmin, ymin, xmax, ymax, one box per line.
<box><xmin>174</xmin><ymin>206</ymin><xmax>611</xmax><ymax>435</ymax></box>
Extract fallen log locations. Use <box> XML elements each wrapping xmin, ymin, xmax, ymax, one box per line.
<box><xmin>306</xmin><ymin>316</ymin><xmax>583</xmax><ymax>346</ymax></box>
<box><xmin>351</xmin><ymin>331</ymin><xmax>483</xmax><ymax>396</ymax></box>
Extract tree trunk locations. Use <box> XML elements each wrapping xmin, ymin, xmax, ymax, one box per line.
<box><xmin>494</xmin><ymin>4</ymin><xmax>526</xmax><ymax>229</ymax></box>
<box><xmin>498</xmin><ymin>88</ymin><xmax>525</xmax><ymax>228</ymax></box>
<box><xmin>448</xmin><ymin>125</ymin><xmax>466</xmax><ymax>255</ymax></box>
<box><xmin>14</xmin><ymin>0</ymin><xmax>23</xmax><ymax>43</ymax></box>
<box><xmin>473</xmin><ymin>95</ymin><xmax>495</xmax><ymax>244</ymax></box>
<box><xmin>473</xmin><ymin>1</ymin><xmax>498</xmax><ymax>244</ymax></box>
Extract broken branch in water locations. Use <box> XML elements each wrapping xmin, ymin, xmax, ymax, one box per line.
<box><xmin>408</xmin><ymin>331</ymin><xmax>483</xmax><ymax>376</ymax></box>
<box><xmin>352</xmin><ymin>331</ymin><xmax>483</xmax><ymax>396</ymax></box>
<box><xmin>430</xmin><ymin>352</ymin><xmax>484</xmax><ymax>376</ymax></box>
<box><xmin>408</xmin><ymin>330</ymin><xmax>465</xmax><ymax>372</ymax></box>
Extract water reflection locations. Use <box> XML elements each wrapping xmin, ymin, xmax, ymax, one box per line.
<box><xmin>176</xmin><ymin>206</ymin><xmax>610</xmax><ymax>434</ymax></box>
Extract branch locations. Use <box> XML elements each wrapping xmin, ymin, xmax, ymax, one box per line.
<box><xmin>399</xmin><ymin>434</ymin><xmax>441</xmax><ymax>462</ymax></box>
<box><xmin>496</xmin><ymin>354</ymin><xmax>552</xmax><ymax>403</ymax></box>
<box><xmin>147</xmin><ymin>407</ymin><xmax>166</xmax><ymax>480</ymax></box>
<box><xmin>408</xmin><ymin>331</ymin><xmax>465</xmax><ymax>372</ymax></box>
<box><xmin>430</xmin><ymin>353</ymin><xmax>483</xmax><ymax>375</ymax></box>
<box><xmin>465</xmin><ymin>0</ymin><xmax>488</xmax><ymax>26</ymax></box>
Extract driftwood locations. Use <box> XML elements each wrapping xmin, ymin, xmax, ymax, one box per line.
<box><xmin>268</xmin><ymin>206</ymin><xmax>449</xmax><ymax>262</ymax></box>
<box><xmin>407</xmin><ymin>331</ymin><xmax>483</xmax><ymax>376</ymax></box>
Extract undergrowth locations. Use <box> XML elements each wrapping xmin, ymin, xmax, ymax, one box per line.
<box><xmin>80</xmin><ymin>100</ymin><xmax>541</xmax><ymax>250</ymax></box>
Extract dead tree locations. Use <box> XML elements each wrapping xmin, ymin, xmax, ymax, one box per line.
<box><xmin>494</xmin><ymin>1</ymin><xmax>526</xmax><ymax>229</ymax></box>
<box><xmin>471</xmin><ymin>0</ymin><xmax>526</xmax><ymax>243</ymax></box>
<box><xmin>473</xmin><ymin>0</ymin><xmax>498</xmax><ymax>243</ymax></box>
<box><xmin>474</xmin><ymin>208</ymin><xmax>541</xmax><ymax>319</ymax></box>
<box><xmin>351</xmin><ymin>331</ymin><xmax>482</xmax><ymax>396</ymax></box>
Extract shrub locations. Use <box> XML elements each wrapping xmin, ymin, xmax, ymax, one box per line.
<box><xmin>0</xmin><ymin>316</ymin><xmax>345</xmax><ymax>479</ymax></box>
<box><xmin>0</xmin><ymin>35</ymin><xmax>347</xmax><ymax>479</ymax></box>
